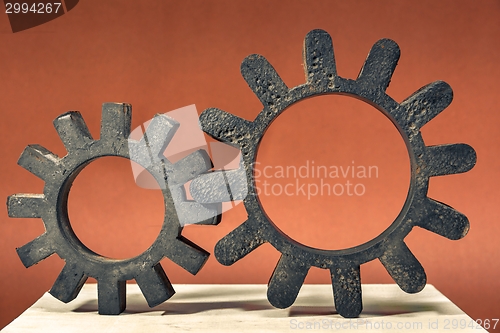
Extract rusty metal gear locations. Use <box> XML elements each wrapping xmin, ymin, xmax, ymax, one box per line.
<box><xmin>7</xmin><ymin>103</ymin><xmax>220</xmax><ymax>315</ymax></box>
<box><xmin>191</xmin><ymin>29</ymin><xmax>476</xmax><ymax>318</ymax></box>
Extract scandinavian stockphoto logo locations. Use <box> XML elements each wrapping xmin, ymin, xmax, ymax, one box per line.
<box><xmin>3</xmin><ymin>0</ymin><xmax>79</xmax><ymax>33</ymax></box>
<box><xmin>254</xmin><ymin>160</ymin><xmax>378</xmax><ymax>200</ymax></box>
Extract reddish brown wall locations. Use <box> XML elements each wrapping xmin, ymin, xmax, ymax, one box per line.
<box><xmin>1</xmin><ymin>0</ymin><xmax>499</xmax><ymax>330</ymax></box>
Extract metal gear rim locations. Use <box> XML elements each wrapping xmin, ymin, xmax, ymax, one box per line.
<box><xmin>195</xmin><ymin>29</ymin><xmax>476</xmax><ymax>317</ymax></box>
<box><xmin>8</xmin><ymin>103</ymin><xmax>219</xmax><ymax>315</ymax></box>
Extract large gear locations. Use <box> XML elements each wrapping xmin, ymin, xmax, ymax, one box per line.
<box><xmin>191</xmin><ymin>30</ymin><xmax>477</xmax><ymax>318</ymax></box>
<box><xmin>7</xmin><ymin>103</ymin><xmax>220</xmax><ymax>315</ymax></box>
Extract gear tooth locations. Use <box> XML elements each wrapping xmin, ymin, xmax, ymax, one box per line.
<box><xmin>170</xmin><ymin>149</ymin><xmax>212</xmax><ymax>185</ymax></box>
<box><xmin>165</xmin><ymin>236</ymin><xmax>209</xmax><ymax>274</ymax></box>
<box><xmin>380</xmin><ymin>242</ymin><xmax>426</xmax><ymax>293</ymax></box>
<box><xmin>143</xmin><ymin>114</ymin><xmax>179</xmax><ymax>158</ymax></box>
<box><xmin>18</xmin><ymin>145</ymin><xmax>61</xmax><ymax>181</ymax></box>
<box><xmin>331</xmin><ymin>265</ymin><xmax>362</xmax><ymax>318</ymax></box>
<box><xmin>400</xmin><ymin>81</ymin><xmax>453</xmax><ymax>130</ymax></box>
<box><xmin>267</xmin><ymin>254</ymin><xmax>309</xmax><ymax>309</ymax></box>
<box><xmin>127</xmin><ymin>137</ymin><xmax>150</xmax><ymax>167</ymax></box>
<box><xmin>189</xmin><ymin>205</ymin><xmax>222</xmax><ymax>225</ymax></box>
<box><xmin>240</xmin><ymin>54</ymin><xmax>289</xmax><ymax>111</ymax></box>
<box><xmin>225</xmin><ymin>168</ymin><xmax>248</xmax><ymax>200</ymax></box>
<box><xmin>7</xmin><ymin>194</ymin><xmax>46</xmax><ymax>218</ymax></box>
<box><xmin>357</xmin><ymin>39</ymin><xmax>400</xmax><ymax>91</ymax></box>
<box><xmin>190</xmin><ymin>170</ymin><xmax>232</xmax><ymax>203</ymax></box>
<box><xmin>167</xmin><ymin>149</ymin><xmax>222</xmax><ymax>226</ymax></box>
<box><xmin>199</xmin><ymin>107</ymin><xmax>252</xmax><ymax>146</ymax></box>
<box><xmin>128</xmin><ymin>114</ymin><xmax>179</xmax><ymax>168</ymax></box>
<box><xmin>16</xmin><ymin>233</ymin><xmax>55</xmax><ymax>267</ymax></box>
<box><xmin>174</xmin><ymin>201</ymin><xmax>221</xmax><ymax>226</ymax></box>
<box><xmin>49</xmin><ymin>263</ymin><xmax>87</xmax><ymax>303</ymax></box>
<box><xmin>53</xmin><ymin>111</ymin><xmax>94</xmax><ymax>152</ymax></box>
<box><xmin>418</xmin><ymin>198</ymin><xmax>470</xmax><ymax>240</ymax></box>
<box><xmin>100</xmin><ymin>103</ymin><xmax>132</xmax><ymax>142</ymax></box>
<box><xmin>135</xmin><ymin>264</ymin><xmax>175</xmax><ymax>307</ymax></box>
<box><xmin>97</xmin><ymin>278</ymin><xmax>126</xmax><ymax>315</ymax></box>
<box><xmin>303</xmin><ymin>29</ymin><xmax>337</xmax><ymax>87</ymax></box>
<box><xmin>128</xmin><ymin>134</ymin><xmax>158</xmax><ymax>169</ymax></box>
<box><xmin>190</xmin><ymin>168</ymin><xmax>248</xmax><ymax>204</ymax></box>
<box><xmin>425</xmin><ymin>143</ymin><xmax>476</xmax><ymax>177</ymax></box>
<box><xmin>214</xmin><ymin>219</ymin><xmax>266</xmax><ymax>265</ymax></box>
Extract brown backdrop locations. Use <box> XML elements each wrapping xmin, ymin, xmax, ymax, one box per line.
<box><xmin>1</xmin><ymin>0</ymin><xmax>499</xmax><ymax>330</ymax></box>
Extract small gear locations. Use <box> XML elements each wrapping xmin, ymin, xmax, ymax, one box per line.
<box><xmin>191</xmin><ymin>30</ymin><xmax>476</xmax><ymax>318</ymax></box>
<box><xmin>7</xmin><ymin>103</ymin><xmax>220</xmax><ymax>315</ymax></box>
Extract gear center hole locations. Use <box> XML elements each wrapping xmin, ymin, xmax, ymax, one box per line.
<box><xmin>255</xmin><ymin>95</ymin><xmax>411</xmax><ymax>250</ymax></box>
<box><xmin>68</xmin><ymin>157</ymin><xmax>165</xmax><ymax>259</ymax></box>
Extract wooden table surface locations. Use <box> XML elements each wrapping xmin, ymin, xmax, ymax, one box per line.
<box><xmin>1</xmin><ymin>284</ymin><xmax>487</xmax><ymax>332</ymax></box>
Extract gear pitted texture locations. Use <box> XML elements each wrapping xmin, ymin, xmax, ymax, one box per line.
<box><xmin>7</xmin><ymin>103</ymin><xmax>220</xmax><ymax>315</ymax></box>
<box><xmin>192</xmin><ymin>30</ymin><xmax>476</xmax><ymax>317</ymax></box>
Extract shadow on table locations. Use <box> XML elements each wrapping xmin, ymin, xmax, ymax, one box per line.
<box><xmin>289</xmin><ymin>304</ymin><xmax>443</xmax><ymax>317</ymax></box>
<box><xmin>73</xmin><ymin>297</ymin><xmax>456</xmax><ymax>318</ymax></box>
<box><xmin>73</xmin><ymin>297</ymin><xmax>274</xmax><ymax>315</ymax></box>
<box><xmin>284</xmin><ymin>288</ymin><xmax>463</xmax><ymax>317</ymax></box>
<box><xmin>165</xmin><ymin>285</ymin><xmax>267</xmax><ymax>300</ymax></box>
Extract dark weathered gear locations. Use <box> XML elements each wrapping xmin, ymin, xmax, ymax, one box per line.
<box><xmin>190</xmin><ymin>30</ymin><xmax>476</xmax><ymax>318</ymax></box>
<box><xmin>7</xmin><ymin>103</ymin><xmax>220</xmax><ymax>315</ymax></box>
